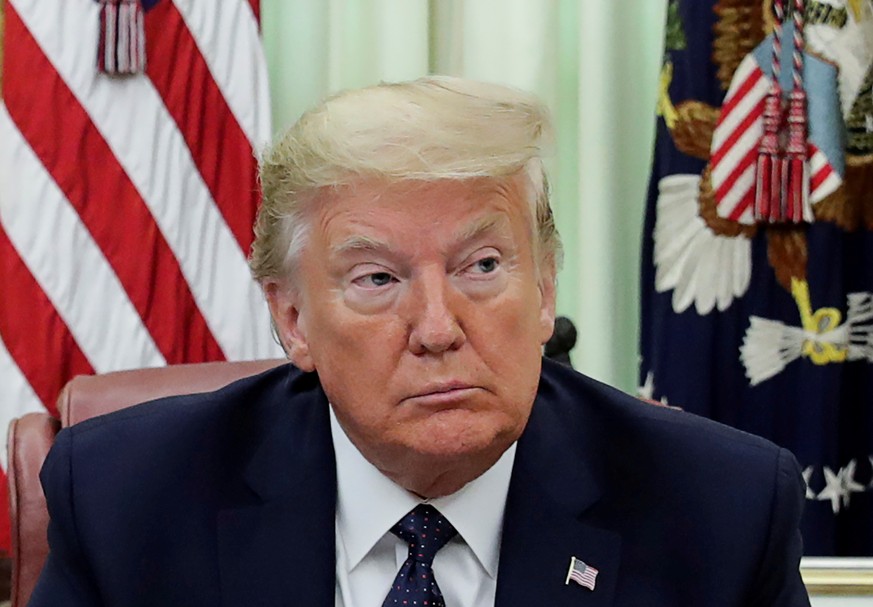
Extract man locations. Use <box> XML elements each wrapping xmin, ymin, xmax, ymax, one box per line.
<box><xmin>30</xmin><ymin>77</ymin><xmax>810</xmax><ymax>606</ymax></box>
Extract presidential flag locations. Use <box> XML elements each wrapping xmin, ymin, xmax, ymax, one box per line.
<box><xmin>0</xmin><ymin>0</ymin><xmax>282</xmax><ymax>551</ymax></box>
<box><xmin>640</xmin><ymin>0</ymin><xmax>873</xmax><ymax>555</ymax></box>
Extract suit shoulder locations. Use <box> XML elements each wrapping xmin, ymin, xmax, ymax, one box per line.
<box><xmin>537</xmin><ymin>360</ymin><xmax>804</xmax><ymax>558</ymax></box>
<box><xmin>44</xmin><ymin>364</ymin><xmax>328</xmax><ymax>520</ymax></box>
<box><xmin>539</xmin><ymin>359</ymin><xmax>791</xmax><ymax>473</ymax></box>
<box><xmin>53</xmin><ymin>364</ymin><xmax>323</xmax><ymax>491</ymax></box>
<box><xmin>66</xmin><ymin>363</ymin><xmax>307</xmax><ymax>439</ymax></box>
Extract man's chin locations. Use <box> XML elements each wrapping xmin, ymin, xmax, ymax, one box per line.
<box><xmin>347</xmin><ymin>410</ymin><xmax>523</xmax><ymax>495</ymax></box>
<box><xmin>405</xmin><ymin>412</ymin><xmax>518</xmax><ymax>457</ymax></box>
<box><xmin>390</xmin><ymin>423</ymin><xmax>517</xmax><ymax>486</ymax></box>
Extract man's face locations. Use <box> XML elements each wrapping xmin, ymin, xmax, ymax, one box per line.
<box><xmin>267</xmin><ymin>176</ymin><xmax>556</xmax><ymax>496</ymax></box>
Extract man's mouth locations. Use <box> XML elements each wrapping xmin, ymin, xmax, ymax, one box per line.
<box><xmin>404</xmin><ymin>382</ymin><xmax>480</xmax><ymax>406</ymax></box>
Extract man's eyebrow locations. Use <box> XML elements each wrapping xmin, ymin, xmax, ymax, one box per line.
<box><xmin>330</xmin><ymin>234</ymin><xmax>391</xmax><ymax>257</ymax></box>
<box><xmin>452</xmin><ymin>215</ymin><xmax>511</xmax><ymax>246</ymax></box>
<box><xmin>330</xmin><ymin>215</ymin><xmax>511</xmax><ymax>258</ymax></box>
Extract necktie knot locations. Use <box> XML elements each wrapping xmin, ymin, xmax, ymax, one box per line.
<box><xmin>390</xmin><ymin>504</ymin><xmax>457</xmax><ymax>565</ymax></box>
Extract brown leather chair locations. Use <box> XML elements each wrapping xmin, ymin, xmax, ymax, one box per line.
<box><xmin>6</xmin><ymin>359</ymin><xmax>286</xmax><ymax>607</ymax></box>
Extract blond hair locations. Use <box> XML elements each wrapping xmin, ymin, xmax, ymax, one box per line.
<box><xmin>250</xmin><ymin>76</ymin><xmax>562</xmax><ymax>284</ymax></box>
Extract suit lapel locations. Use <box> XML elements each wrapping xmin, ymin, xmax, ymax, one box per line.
<box><xmin>496</xmin><ymin>373</ymin><xmax>621</xmax><ymax>607</ymax></box>
<box><xmin>217</xmin><ymin>369</ymin><xmax>337</xmax><ymax>607</ymax></box>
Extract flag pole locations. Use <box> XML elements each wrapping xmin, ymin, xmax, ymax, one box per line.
<box><xmin>565</xmin><ymin>557</ymin><xmax>577</xmax><ymax>585</ymax></box>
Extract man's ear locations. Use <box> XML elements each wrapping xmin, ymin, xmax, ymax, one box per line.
<box><xmin>537</xmin><ymin>264</ymin><xmax>558</xmax><ymax>345</ymax></box>
<box><xmin>264</xmin><ymin>281</ymin><xmax>315</xmax><ymax>372</ymax></box>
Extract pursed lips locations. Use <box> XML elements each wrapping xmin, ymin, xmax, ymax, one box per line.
<box><xmin>403</xmin><ymin>382</ymin><xmax>482</xmax><ymax>406</ymax></box>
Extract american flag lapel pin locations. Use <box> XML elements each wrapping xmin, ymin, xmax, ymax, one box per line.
<box><xmin>565</xmin><ymin>556</ymin><xmax>598</xmax><ymax>591</ymax></box>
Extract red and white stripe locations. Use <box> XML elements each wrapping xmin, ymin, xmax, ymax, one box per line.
<box><xmin>0</xmin><ymin>0</ymin><xmax>282</xmax><ymax>550</ymax></box>
<box><xmin>711</xmin><ymin>52</ymin><xmax>842</xmax><ymax>224</ymax></box>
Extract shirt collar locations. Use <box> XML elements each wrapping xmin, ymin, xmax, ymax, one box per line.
<box><xmin>330</xmin><ymin>406</ymin><xmax>516</xmax><ymax>578</ymax></box>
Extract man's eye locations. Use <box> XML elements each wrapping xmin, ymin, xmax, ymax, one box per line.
<box><xmin>353</xmin><ymin>272</ymin><xmax>395</xmax><ymax>288</ymax></box>
<box><xmin>474</xmin><ymin>257</ymin><xmax>499</xmax><ymax>273</ymax></box>
<box><xmin>369</xmin><ymin>272</ymin><xmax>394</xmax><ymax>286</ymax></box>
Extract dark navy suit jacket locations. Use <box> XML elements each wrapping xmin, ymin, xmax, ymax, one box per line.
<box><xmin>30</xmin><ymin>359</ymin><xmax>810</xmax><ymax>606</ymax></box>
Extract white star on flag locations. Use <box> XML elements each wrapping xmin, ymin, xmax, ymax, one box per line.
<box><xmin>802</xmin><ymin>466</ymin><xmax>817</xmax><ymax>500</ymax></box>
<box><xmin>637</xmin><ymin>371</ymin><xmax>670</xmax><ymax>405</ymax></box>
<box><xmin>818</xmin><ymin>466</ymin><xmax>844</xmax><ymax>514</ymax></box>
<box><xmin>817</xmin><ymin>460</ymin><xmax>867</xmax><ymax>514</ymax></box>
<box><xmin>839</xmin><ymin>460</ymin><xmax>866</xmax><ymax>509</ymax></box>
<box><xmin>638</xmin><ymin>372</ymin><xmax>656</xmax><ymax>400</ymax></box>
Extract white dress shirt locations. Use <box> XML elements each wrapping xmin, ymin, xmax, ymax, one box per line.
<box><xmin>329</xmin><ymin>407</ymin><xmax>516</xmax><ymax>607</ymax></box>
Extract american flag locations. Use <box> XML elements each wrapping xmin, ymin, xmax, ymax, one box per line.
<box><xmin>565</xmin><ymin>556</ymin><xmax>598</xmax><ymax>591</ymax></box>
<box><xmin>0</xmin><ymin>0</ymin><xmax>283</xmax><ymax>551</ymax></box>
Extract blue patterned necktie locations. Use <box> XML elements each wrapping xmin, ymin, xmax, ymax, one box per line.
<box><xmin>382</xmin><ymin>504</ymin><xmax>458</xmax><ymax>607</ymax></box>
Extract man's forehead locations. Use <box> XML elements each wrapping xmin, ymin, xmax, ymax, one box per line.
<box><xmin>320</xmin><ymin>174</ymin><xmax>523</xmax><ymax>204</ymax></box>
<box><xmin>313</xmin><ymin>176</ymin><xmax>532</xmax><ymax>249</ymax></box>
<box><xmin>329</xmin><ymin>212</ymin><xmax>516</xmax><ymax>258</ymax></box>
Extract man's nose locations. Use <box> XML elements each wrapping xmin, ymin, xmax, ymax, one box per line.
<box><xmin>406</xmin><ymin>271</ymin><xmax>466</xmax><ymax>355</ymax></box>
